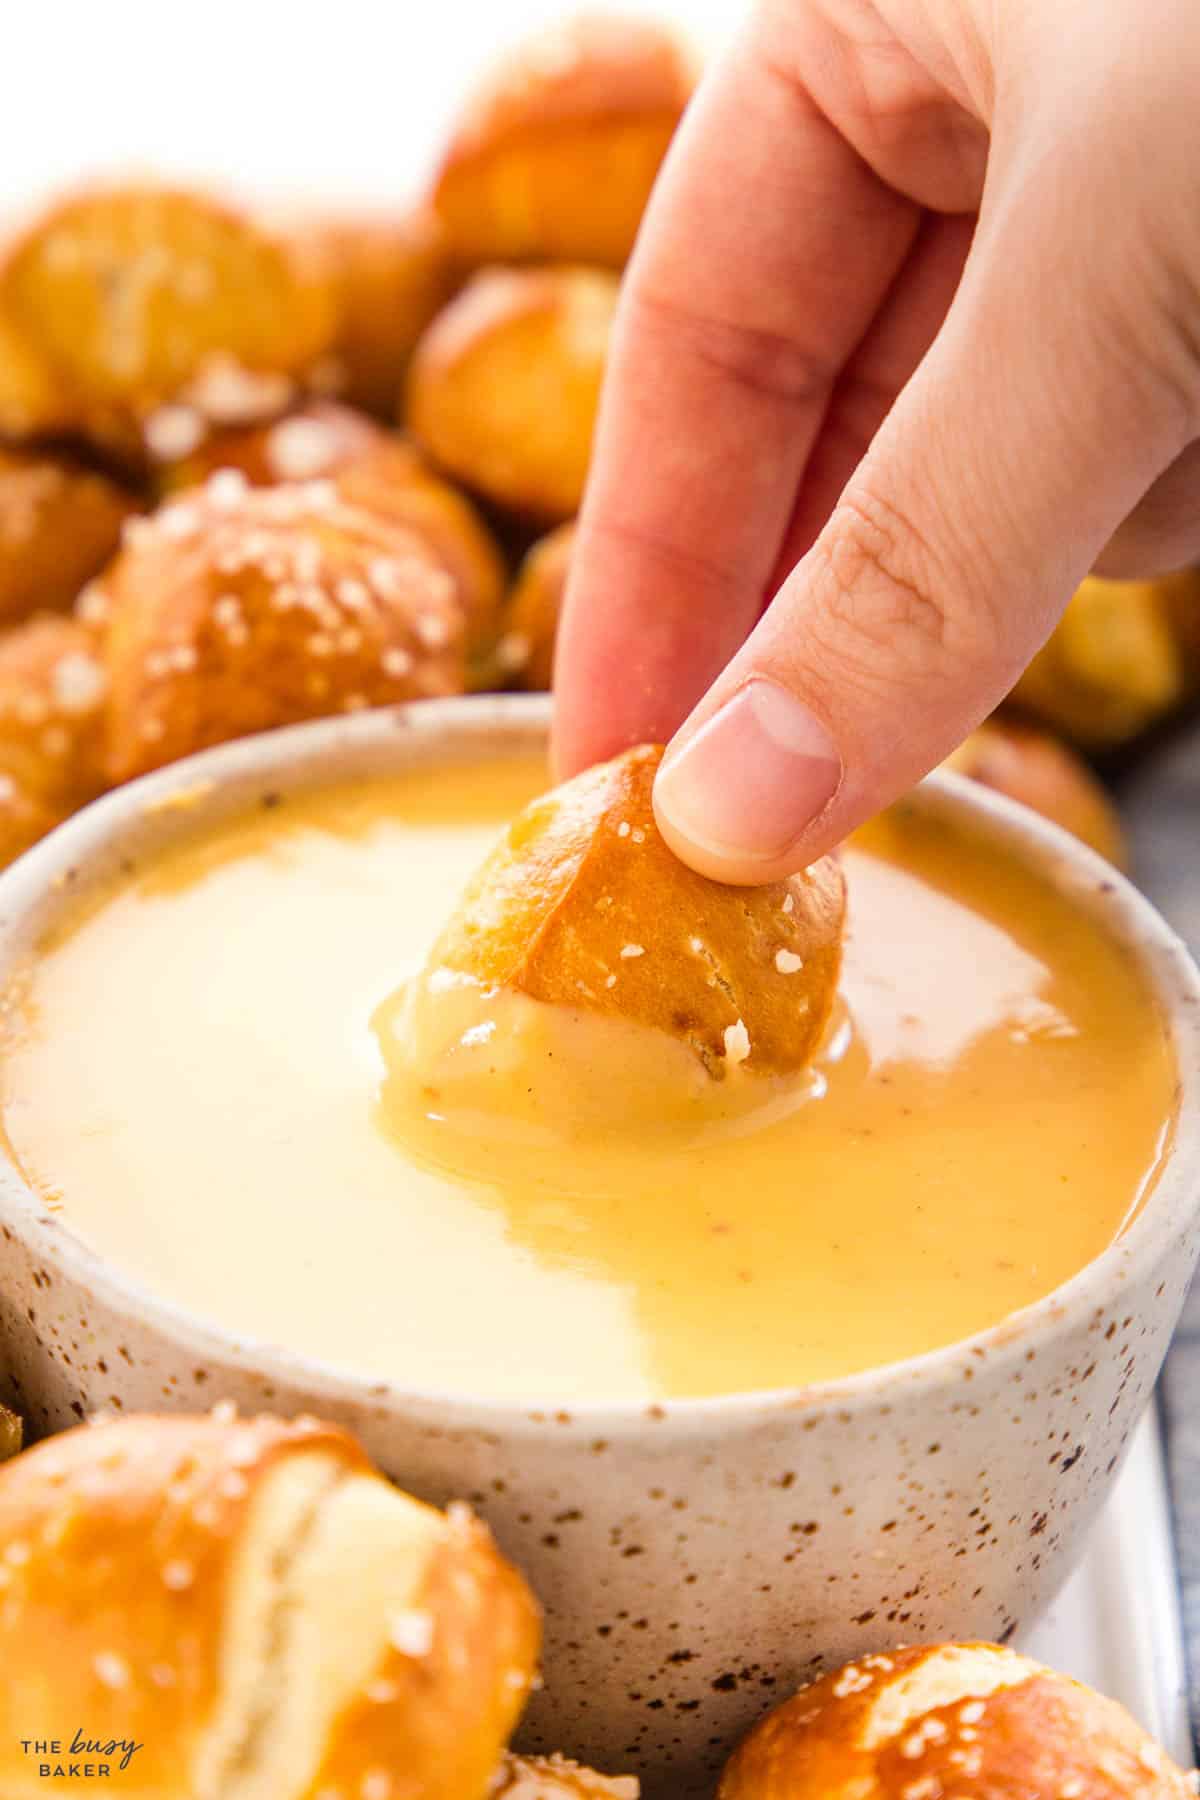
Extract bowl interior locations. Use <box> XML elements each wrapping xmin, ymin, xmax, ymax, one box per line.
<box><xmin>0</xmin><ymin>692</ymin><xmax>1198</xmax><ymax>1426</ymax></box>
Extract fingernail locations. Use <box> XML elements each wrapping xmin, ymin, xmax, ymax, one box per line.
<box><xmin>655</xmin><ymin>679</ymin><xmax>842</xmax><ymax>864</ymax></box>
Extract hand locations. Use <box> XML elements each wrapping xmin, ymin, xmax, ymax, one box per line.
<box><xmin>552</xmin><ymin>0</ymin><xmax>1200</xmax><ymax>880</ymax></box>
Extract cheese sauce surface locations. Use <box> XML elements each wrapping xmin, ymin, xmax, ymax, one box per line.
<box><xmin>1</xmin><ymin>758</ymin><xmax>1176</xmax><ymax>1401</ymax></box>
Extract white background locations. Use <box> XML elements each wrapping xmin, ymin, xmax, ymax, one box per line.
<box><xmin>1</xmin><ymin>1</ymin><xmax>744</xmax><ymax>210</ymax></box>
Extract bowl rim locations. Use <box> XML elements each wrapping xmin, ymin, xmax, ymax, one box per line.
<box><xmin>1</xmin><ymin>692</ymin><xmax>1197</xmax><ymax>1435</ymax></box>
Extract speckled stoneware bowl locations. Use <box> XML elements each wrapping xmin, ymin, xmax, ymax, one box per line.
<box><xmin>0</xmin><ymin>695</ymin><xmax>1198</xmax><ymax>1797</ymax></box>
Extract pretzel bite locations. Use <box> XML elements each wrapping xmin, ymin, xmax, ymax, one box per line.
<box><xmin>718</xmin><ymin>1642</ymin><xmax>1194</xmax><ymax>1800</ymax></box>
<box><xmin>0</xmin><ymin>1404</ymin><xmax>19</xmax><ymax>1464</ymax></box>
<box><xmin>0</xmin><ymin>446</ymin><xmax>137</xmax><ymax>624</ymax></box>
<box><xmin>432</xmin><ymin>13</ymin><xmax>696</xmax><ymax>268</ymax></box>
<box><xmin>1011</xmin><ymin>573</ymin><xmax>1194</xmax><ymax>748</ymax></box>
<box><xmin>1162</xmin><ymin>567</ymin><xmax>1200</xmax><ymax>687</ymax></box>
<box><xmin>0</xmin><ymin>308</ymin><xmax>75</xmax><ymax>439</ymax></box>
<box><xmin>157</xmin><ymin>415</ymin><xmax>507</xmax><ymax>659</ymax></box>
<box><xmin>943</xmin><ymin>718</ymin><xmax>1127</xmax><ymax>867</ymax></box>
<box><xmin>0</xmin><ymin>614</ymin><xmax>109</xmax><ymax>865</ymax></box>
<box><xmin>0</xmin><ymin>1412</ymin><xmax>539</xmax><ymax>1800</ymax></box>
<box><xmin>0</xmin><ymin>183</ymin><xmax>336</xmax><ymax>448</ymax></box>
<box><xmin>155</xmin><ymin>398</ymin><xmax>387</xmax><ymax>493</ymax></box>
<box><xmin>491</xmin><ymin>1755</ymin><xmax>639</xmax><ymax>1798</ymax></box>
<box><xmin>318</xmin><ymin>208</ymin><xmax>461</xmax><ymax>415</ymax></box>
<box><xmin>503</xmin><ymin>520</ymin><xmax>576</xmax><ymax>688</ymax></box>
<box><xmin>416</xmin><ymin>743</ymin><xmax>845</xmax><ymax>1083</ymax></box>
<box><xmin>100</xmin><ymin>475</ymin><xmax>468</xmax><ymax>785</ymax></box>
<box><xmin>335</xmin><ymin>437</ymin><xmax>509</xmax><ymax>657</ymax></box>
<box><xmin>407</xmin><ymin>266</ymin><xmax>616</xmax><ymax>521</ymax></box>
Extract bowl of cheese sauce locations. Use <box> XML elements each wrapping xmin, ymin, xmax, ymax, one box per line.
<box><xmin>0</xmin><ymin>695</ymin><xmax>1196</xmax><ymax>1791</ymax></box>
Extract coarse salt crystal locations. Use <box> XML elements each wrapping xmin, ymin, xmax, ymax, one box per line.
<box><xmin>620</xmin><ymin>944</ymin><xmax>644</xmax><ymax>959</ymax></box>
<box><xmin>336</xmin><ymin>578</ymin><xmax>370</xmax><ymax>611</ymax></box>
<box><xmin>775</xmin><ymin>949</ymin><xmax>804</xmax><ymax>974</ymax></box>
<box><xmin>94</xmin><ymin>1652</ymin><xmax>129</xmax><ymax>1690</ymax></box>
<box><xmin>723</xmin><ymin>1020</ymin><xmax>751</xmax><ymax>1065</ymax></box>
<box><xmin>268</xmin><ymin>419</ymin><xmax>341</xmax><ymax>482</ymax></box>
<box><xmin>494</xmin><ymin>632</ymin><xmax>530</xmax><ymax>671</ymax></box>
<box><xmin>52</xmin><ymin>652</ymin><xmax>107</xmax><ymax>714</ymax></box>
<box><xmin>144</xmin><ymin>404</ymin><xmax>205</xmax><ymax>462</ymax></box>
<box><xmin>204</xmin><ymin>468</ymin><xmax>250</xmax><ymax>508</ymax></box>
<box><xmin>415</xmin><ymin>612</ymin><xmax>452</xmax><ymax>649</ymax></box>
<box><xmin>389</xmin><ymin>1609</ymin><xmax>435</xmax><ymax>1658</ymax></box>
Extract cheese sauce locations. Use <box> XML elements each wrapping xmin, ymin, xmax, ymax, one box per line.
<box><xmin>0</xmin><ymin>759</ymin><xmax>1175</xmax><ymax>1401</ymax></box>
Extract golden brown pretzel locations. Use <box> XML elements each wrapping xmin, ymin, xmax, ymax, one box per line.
<box><xmin>432</xmin><ymin>13</ymin><xmax>696</xmax><ymax>268</ymax></box>
<box><xmin>152</xmin><ymin>397</ymin><xmax>386</xmax><ymax>493</ymax></box>
<box><xmin>0</xmin><ymin>1403</ymin><xmax>19</xmax><ymax>1463</ymax></box>
<box><xmin>407</xmin><ymin>266</ymin><xmax>616</xmax><ymax>522</ymax></box>
<box><xmin>0</xmin><ymin>1412</ymin><xmax>540</xmax><ymax>1800</ymax></box>
<box><xmin>503</xmin><ymin>519</ymin><xmax>576</xmax><ymax>690</ymax></box>
<box><xmin>426</xmin><ymin>743</ymin><xmax>845</xmax><ymax>1080</ymax></box>
<box><xmin>334</xmin><ymin>436</ymin><xmax>509</xmax><ymax>660</ymax></box>
<box><xmin>156</xmin><ymin>411</ymin><xmax>507</xmax><ymax>659</ymax></box>
<box><xmin>718</xmin><ymin>1643</ymin><xmax>1194</xmax><ymax>1800</ymax></box>
<box><xmin>99</xmin><ymin>475</ymin><xmax>468</xmax><ymax>784</ymax></box>
<box><xmin>0</xmin><ymin>614</ymin><xmax>109</xmax><ymax>866</ymax></box>
<box><xmin>317</xmin><ymin>208</ymin><xmax>461</xmax><ymax>415</ymax></box>
<box><xmin>1010</xmin><ymin>572</ymin><xmax>1197</xmax><ymax>748</ymax></box>
<box><xmin>0</xmin><ymin>447</ymin><xmax>138</xmax><ymax>625</ymax></box>
<box><xmin>942</xmin><ymin>717</ymin><xmax>1127</xmax><ymax>867</ymax></box>
<box><xmin>0</xmin><ymin>183</ymin><xmax>336</xmax><ymax>450</ymax></box>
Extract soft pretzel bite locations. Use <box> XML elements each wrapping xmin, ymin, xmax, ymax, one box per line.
<box><xmin>718</xmin><ymin>1642</ymin><xmax>1194</xmax><ymax>1800</ymax></box>
<box><xmin>943</xmin><ymin>718</ymin><xmax>1127</xmax><ymax>867</ymax></box>
<box><xmin>407</xmin><ymin>266</ymin><xmax>616</xmax><ymax>522</ymax></box>
<box><xmin>432</xmin><ymin>13</ymin><xmax>696</xmax><ymax>268</ymax></box>
<box><xmin>503</xmin><ymin>520</ymin><xmax>576</xmax><ymax>689</ymax></box>
<box><xmin>1162</xmin><ymin>566</ymin><xmax>1200</xmax><ymax>687</ymax></box>
<box><xmin>335</xmin><ymin>437</ymin><xmax>508</xmax><ymax>657</ymax></box>
<box><xmin>0</xmin><ymin>615</ymin><xmax>109</xmax><ymax>865</ymax></box>
<box><xmin>0</xmin><ymin>781</ymin><xmax>61</xmax><ymax>875</ymax></box>
<box><xmin>100</xmin><ymin>475</ymin><xmax>468</xmax><ymax>784</ymax></box>
<box><xmin>0</xmin><ymin>1412</ymin><xmax>540</xmax><ymax>1800</ymax></box>
<box><xmin>317</xmin><ymin>208</ymin><xmax>461</xmax><ymax>416</ymax></box>
<box><xmin>158</xmin><ymin>412</ymin><xmax>508</xmax><ymax>659</ymax></box>
<box><xmin>0</xmin><ymin>308</ymin><xmax>75</xmax><ymax>439</ymax></box>
<box><xmin>1011</xmin><ymin>573</ymin><xmax>1196</xmax><ymax>749</ymax></box>
<box><xmin>154</xmin><ymin>398</ymin><xmax>387</xmax><ymax>493</ymax></box>
<box><xmin>0</xmin><ymin>446</ymin><xmax>138</xmax><ymax>624</ymax></box>
<box><xmin>0</xmin><ymin>183</ymin><xmax>336</xmax><ymax>448</ymax></box>
<box><xmin>421</xmin><ymin>743</ymin><xmax>845</xmax><ymax>1080</ymax></box>
<box><xmin>490</xmin><ymin>1754</ymin><xmax>639</xmax><ymax>1798</ymax></box>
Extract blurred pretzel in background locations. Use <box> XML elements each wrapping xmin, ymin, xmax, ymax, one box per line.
<box><xmin>0</xmin><ymin>9</ymin><xmax>1189</xmax><ymax>886</ymax></box>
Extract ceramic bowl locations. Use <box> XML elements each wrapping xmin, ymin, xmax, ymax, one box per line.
<box><xmin>0</xmin><ymin>695</ymin><xmax>1197</xmax><ymax>1797</ymax></box>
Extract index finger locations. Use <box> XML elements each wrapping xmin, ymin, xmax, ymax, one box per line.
<box><xmin>551</xmin><ymin>16</ymin><xmax>920</xmax><ymax>777</ymax></box>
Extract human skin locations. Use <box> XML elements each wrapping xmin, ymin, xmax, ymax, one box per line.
<box><xmin>553</xmin><ymin>0</ymin><xmax>1200</xmax><ymax>880</ymax></box>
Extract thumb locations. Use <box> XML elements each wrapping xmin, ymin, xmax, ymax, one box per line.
<box><xmin>652</xmin><ymin>139</ymin><xmax>1199</xmax><ymax>882</ymax></box>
